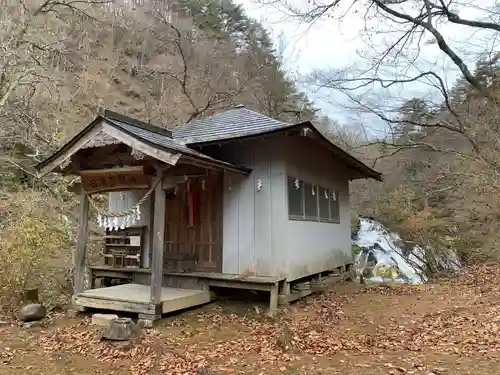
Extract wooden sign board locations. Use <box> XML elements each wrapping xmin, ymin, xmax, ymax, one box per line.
<box><xmin>80</xmin><ymin>166</ymin><xmax>149</xmax><ymax>194</ymax></box>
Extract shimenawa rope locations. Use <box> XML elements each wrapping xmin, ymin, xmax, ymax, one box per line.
<box><xmin>85</xmin><ymin>176</ymin><xmax>160</xmax><ymax>217</ymax></box>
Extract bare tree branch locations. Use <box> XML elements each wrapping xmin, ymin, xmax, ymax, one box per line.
<box><xmin>436</xmin><ymin>0</ymin><xmax>500</xmax><ymax>32</ymax></box>
<box><xmin>154</xmin><ymin>8</ymin><xmax>253</xmax><ymax>123</ymax></box>
<box><xmin>370</xmin><ymin>0</ymin><xmax>488</xmax><ymax>95</ymax></box>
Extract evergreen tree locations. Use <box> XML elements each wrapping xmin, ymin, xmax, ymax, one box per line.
<box><xmin>395</xmin><ymin>98</ymin><xmax>429</xmax><ymax>140</ymax></box>
<box><xmin>183</xmin><ymin>0</ymin><xmax>319</xmax><ymax>123</ymax></box>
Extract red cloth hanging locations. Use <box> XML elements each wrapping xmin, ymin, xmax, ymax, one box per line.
<box><xmin>192</xmin><ymin>188</ymin><xmax>198</xmax><ymax>226</ymax></box>
<box><xmin>186</xmin><ymin>182</ymin><xmax>198</xmax><ymax>226</ymax></box>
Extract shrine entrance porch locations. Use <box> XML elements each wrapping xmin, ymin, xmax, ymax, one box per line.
<box><xmin>72</xmin><ymin>283</ymin><xmax>213</xmax><ymax>322</ymax></box>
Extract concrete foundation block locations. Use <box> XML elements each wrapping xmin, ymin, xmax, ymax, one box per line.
<box><xmin>91</xmin><ymin>313</ymin><xmax>119</xmax><ymax>326</ymax></box>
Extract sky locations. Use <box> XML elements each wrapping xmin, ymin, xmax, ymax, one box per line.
<box><xmin>233</xmin><ymin>0</ymin><xmax>498</xmax><ymax>133</ymax></box>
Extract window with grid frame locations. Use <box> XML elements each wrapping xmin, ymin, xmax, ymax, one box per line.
<box><xmin>287</xmin><ymin>175</ymin><xmax>340</xmax><ymax>223</ymax></box>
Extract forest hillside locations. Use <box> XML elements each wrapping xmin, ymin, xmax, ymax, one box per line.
<box><xmin>1</xmin><ymin>0</ymin><xmax>499</xmax><ymax>312</ymax></box>
<box><xmin>0</xmin><ymin>0</ymin><xmax>321</xmax><ymax>310</ymax></box>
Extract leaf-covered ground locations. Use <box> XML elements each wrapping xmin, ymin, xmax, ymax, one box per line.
<box><xmin>1</xmin><ymin>265</ymin><xmax>500</xmax><ymax>375</ymax></box>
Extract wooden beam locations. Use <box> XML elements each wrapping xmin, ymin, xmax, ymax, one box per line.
<box><xmin>74</xmin><ymin>185</ymin><xmax>90</xmax><ymax>295</ymax></box>
<box><xmin>38</xmin><ymin>123</ymin><xmax>104</xmax><ymax>176</ymax></box>
<box><xmin>77</xmin><ymin>144</ymin><xmax>127</xmax><ymax>168</ymax></box>
<box><xmin>150</xmin><ymin>171</ymin><xmax>166</xmax><ymax>305</ymax></box>
<box><xmin>102</xmin><ymin>123</ymin><xmax>181</xmax><ymax>166</ymax></box>
<box><xmin>73</xmin><ymin>296</ymin><xmax>157</xmax><ymax>315</ymax></box>
<box><xmin>178</xmin><ymin>155</ymin><xmax>250</xmax><ymax>176</ymax></box>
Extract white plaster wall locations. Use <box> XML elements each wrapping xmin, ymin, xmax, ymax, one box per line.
<box><xmin>221</xmin><ymin>137</ymin><xmax>285</xmax><ymax>277</ymax></box>
<box><xmin>280</xmin><ymin>135</ymin><xmax>353</xmax><ymax>281</ymax></box>
<box><xmin>221</xmin><ymin>134</ymin><xmax>353</xmax><ymax>280</ymax></box>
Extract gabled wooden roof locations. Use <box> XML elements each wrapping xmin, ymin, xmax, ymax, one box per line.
<box><xmin>173</xmin><ymin>105</ymin><xmax>381</xmax><ymax>181</ymax></box>
<box><xmin>36</xmin><ymin>107</ymin><xmax>382</xmax><ymax>181</ymax></box>
<box><xmin>35</xmin><ymin>110</ymin><xmax>252</xmax><ymax>175</ymax></box>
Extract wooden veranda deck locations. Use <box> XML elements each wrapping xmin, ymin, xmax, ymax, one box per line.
<box><xmin>73</xmin><ymin>284</ymin><xmax>212</xmax><ymax>316</ymax></box>
<box><xmin>87</xmin><ymin>266</ymin><xmax>285</xmax><ymax>316</ymax></box>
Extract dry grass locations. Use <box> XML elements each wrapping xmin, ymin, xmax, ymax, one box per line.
<box><xmin>0</xmin><ymin>190</ymin><xmax>74</xmax><ymax>315</ymax></box>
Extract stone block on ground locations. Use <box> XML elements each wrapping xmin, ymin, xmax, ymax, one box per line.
<box><xmin>19</xmin><ymin>303</ymin><xmax>46</xmax><ymax>322</ymax></box>
<box><xmin>102</xmin><ymin>317</ymin><xmax>138</xmax><ymax>341</ymax></box>
<box><xmin>137</xmin><ymin>319</ymin><xmax>153</xmax><ymax>329</ymax></box>
<box><xmin>91</xmin><ymin>313</ymin><xmax>119</xmax><ymax>326</ymax></box>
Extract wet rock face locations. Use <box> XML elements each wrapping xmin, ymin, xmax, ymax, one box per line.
<box><xmin>353</xmin><ymin>218</ymin><xmax>428</xmax><ymax>284</ymax></box>
<box><xmin>359</xmin><ymin>245</ymin><xmax>379</xmax><ymax>263</ymax></box>
<box><xmin>19</xmin><ymin>303</ymin><xmax>46</xmax><ymax>322</ymax></box>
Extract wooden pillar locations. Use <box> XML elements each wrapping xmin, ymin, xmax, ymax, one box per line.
<box><xmin>88</xmin><ymin>267</ymin><xmax>95</xmax><ymax>289</ymax></box>
<box><xmin>150</xmin><ymin>172</ymin><xmax>166</xmax><ymax>305</ymax></box>
<box><xmin>74</xmin><ymin>185</ymin><xmax>90</xmax><ymax>295</ymax></box>
<box><xmin>268</xmin><ymin>282</ymin><xmax>279</xmax><ymax>317</ymax></box>
<box><xmin>281</xmin><ymin>281</ymin><xmax>291</xmax><ymax>296</ymax></box>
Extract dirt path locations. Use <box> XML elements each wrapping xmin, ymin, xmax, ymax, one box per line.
<box><xmin>2</xmin><ymin>265</ymin><xmax>500</xmax><ymax>375</ymax></box>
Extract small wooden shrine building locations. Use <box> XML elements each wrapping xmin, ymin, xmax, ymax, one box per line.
<box><xmin>36</xmin><ymin>107</ymin><xmax>381</xmax><ymax>324</ymax></box>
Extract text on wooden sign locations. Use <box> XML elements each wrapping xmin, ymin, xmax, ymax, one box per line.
<box><xmin>80</xmin><ymin>166</ymin><xmax>149</xmax><ymax>194</ymax></box>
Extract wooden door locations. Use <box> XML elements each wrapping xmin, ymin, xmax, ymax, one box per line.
<box><xmin>164</xmin><ymin>186</ymin><xmax>191</xmax><ymax>271</ymax></box>
<box><xmin>195</xmin><ymin>174</ymin><xmax>223</xmax><ymax>272</ymax></box>
<box><xmin>163</xmin><ymin>173</ymin><xmax>222</xmax><ymax>272</ymax></box>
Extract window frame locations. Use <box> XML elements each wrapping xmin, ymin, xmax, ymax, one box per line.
<box><xmin>287</xmin><ymin>175</ymin><xmax>305</xmax><ymax>220</ymax></box>
<box><xmin>303</xmin><ymin>181</ymin><xmax>319</xmax><ymax>221</ymax></box>
<box><xmin>286</xmin><ymin>175</ymin><xmax>340</xmax><ymax>224</ymax></box>
<box><xmin>329</xmin><ymin>189</ymin><xmax>340</xmax><ymax>223</ymax></box>
<box><xmin>318</xmin><ymin>185</ymin><xmax>332</xmax><ymax>223</ymax></box>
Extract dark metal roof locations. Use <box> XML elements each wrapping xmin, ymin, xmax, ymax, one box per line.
<box><xmin>106</xmin><ymin>119</ymin><xmax>195</xmax><ymax>157</ymax></box>
<box><xmin>172</xmin><ymin>106</ymin><xmax>291</xmax><ymax>144</ymax></box>
<box><xmin>102</xmin><ymin>109</ymin><xmax>172</xmax><ymax>137</ymax></box>
<box><xmin>172</xmin><ymin>105</ymin><xmax>381</xmax><ymax>181</ymax></box>
<box><xmin>106</xmin><ymin>118</ymin><xmax>251</xmax><ymax>173</ymax></box>
<box><xmin>36</xmin><ymin>107</ymin><xmax>381</xmax><ymax>180</ymax></box>
<box><xmin>34</xmin><ymin>111</ymin><xmax>252</xmax><ymax>174</ymax></box>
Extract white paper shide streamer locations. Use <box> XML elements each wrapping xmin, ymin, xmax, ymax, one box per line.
<box><xmin>294</xmin><ymin>178</ymin><xmax>300</xmax><ymax>190</ymax></box>
<box><xmin>97</xmin><ymin>205</ymin><xmax>142</xmax><ymax>232</ymax></box>
<box><xmin>90</xmin><ymin>177</ymin><xmax>160</xmax><ymax>233</ymax></box>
